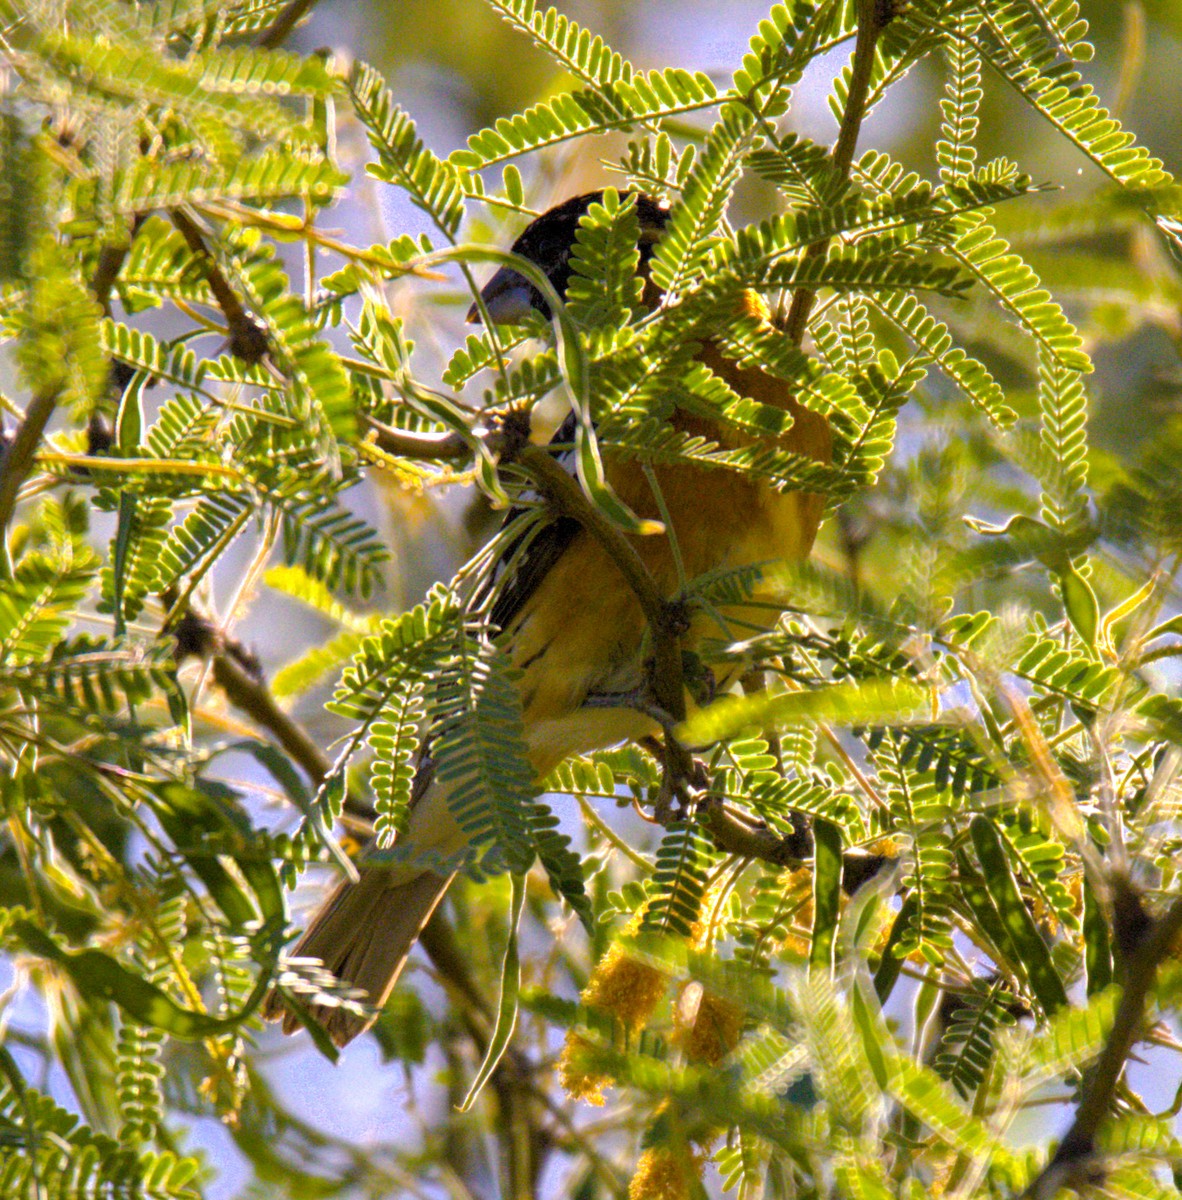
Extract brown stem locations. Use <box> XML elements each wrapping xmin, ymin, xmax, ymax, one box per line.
<box><xmin>171</xmin><ymin>209</ymin><xmax>269</xmax><ymax>362</ymax></box>
<box><xmin>512</xmin><ymin>442</ymin><xmax>691</xmax><ymax>794</ymax></box>
<box><xmin>210</xmin><ymin>650</ymin><xmax>333</xmax><ymax>787</ymax></box>
<box><xmin>783</xmin><ymin>0</ymin><xmax>891</xmax><ymax>345</ymax></box>
<box><xmin>512</xmin><ymin>444</ymin><xmax>669</xmax><ymax>633</ymax></box>
<box><xmin>90</xmin><ymin>244</ymin><xmax>129</xmax><ymax>317</ymax></box>
<box><xmin>702</xmin><ymin>797</ymin><xmax>806</xmax><ymax>866</ymax></box>
<box><xmin>254</xmin><ymin>0</ymin><xmax>321</xmax><ymax>49</ymax></box>
<box><xmin>362</xmin><ymin>412</ymin><xmax>476</xmax><ymax>461</ymax></box>
<box><xmin>1029</xmin><ymin>881</ymin><xmax>1182</xmax><ymax>1198</ymax></box>
<box><xmin>0</xmin><ymin>387</ymin><xmax>60</xmax><ymax>579</ymax></box>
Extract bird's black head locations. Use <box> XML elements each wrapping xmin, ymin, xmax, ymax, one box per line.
<box><xmin>467</xmin><ymin>190</ymin><xmax>671</xmax><ymax>324</ymax></box>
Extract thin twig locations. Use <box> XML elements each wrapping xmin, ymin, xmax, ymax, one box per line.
<box><xmin>197</xmin><ymin>200</ymin><xmax>447</xmax><ymax>279</ymax></box>
<box><xmin>362</xmin><ymin>413</ymin><xmax>476</xmax><ymax>461</ymax></box>
<box><xmin>254</xmin><ymin>0</ymin><xmax>320</xmax><ymax>50</ymax></box>
<box><xmin>171</xmin><ymin>209</ymin><xmax>270</xmax><ymax>362</ymax></box>
<box><xmin>1027</xmin><ymin>883</ymin><xmax>1182</xmax><ymax>1199</ymax></box>
<box><xmin>576</xmin><ymin>796</ymin><xmax>652</xmax><ymax>870</ymax></box>
<box><xmin>783</xmin><ymin>0</ymin><xmax>891</xmax><ymax>345</ymax></box>
<box><xmin>820</xmin><ymin>722</ymin><xmax>888</xmax><ymax>811</ymax></box>
<box><xmin>0</xmin><ymin>387</ymin><xmax>60</xmax><ymax>579</ymax></box>
<box><xmin>34</xmin><ymin>451</ymin><xmax>245</xmax><ymax>482</ymax></box>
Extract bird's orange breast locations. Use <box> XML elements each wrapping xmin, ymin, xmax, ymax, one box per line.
<box><xmin>504</xmin><ymin>298</ymin><xmax>832</xmax><ymax>775</ymax></box>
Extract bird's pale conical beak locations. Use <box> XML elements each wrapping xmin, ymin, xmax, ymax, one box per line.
<box><xmin>466</xmin><ymin>265</ymin><xmax>538</xmax><ymax>324</ymax></box>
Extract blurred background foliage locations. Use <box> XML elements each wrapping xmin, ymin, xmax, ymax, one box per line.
<box><xmin>2</xmin><ymin>2</ymin><xmax>1182</xmax><ymax>1199</ymax></box>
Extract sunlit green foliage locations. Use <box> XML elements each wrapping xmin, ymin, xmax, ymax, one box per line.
<box><xmin>1</xmin><ymin>0</ymin><xmax>1181</xmax><ymax>1197</ymax></box>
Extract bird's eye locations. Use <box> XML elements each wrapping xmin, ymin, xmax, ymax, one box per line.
<box><xmin>534</xmin><ymin>235</ymin><xmax>563</xmax><ymax>262</ymax></box>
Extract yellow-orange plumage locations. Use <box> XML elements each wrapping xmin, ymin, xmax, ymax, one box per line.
<box><xmin>509</xmin><ymin>294</ymin><xmax>830</xmax><ymax>780</ymax></box>
<box><xmin>264</xmin><ymin>196</ymin><xmax>831</xmax><ymax>1046</ymax></box>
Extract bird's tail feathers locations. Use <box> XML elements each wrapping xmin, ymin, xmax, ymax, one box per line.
<box><xmin>264</xmin><ymin>866</ymin><xmax>453</xmax><ymax>1046</ymax></box>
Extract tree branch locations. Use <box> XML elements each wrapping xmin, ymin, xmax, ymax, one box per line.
<box><xmin>511</xmin><ymin>442</ymin><xmax>692</xmax><ymax>800</ymax></box>
<box><xmin>362</xmin><ymin>412</ymin><xmax>478</xmax><ymax>462</ymax></box>
<box><xmin>254</xmin><ymin>0</ymin><xmax>321</xmax><ymax>49</ymax></box>
<box><xmin>90</xmin><ymin>244</ymin><xmax>129</xmax><ymax>317</ymax></box>
<box><xmin>210</xmin><ymin>647</ymin><xmax>333</xmax><ymax>789</ymax></box>
<box><xmin>171</xmin><ymin>209</ymin><xmax>270</xmax><ymax>362</ymax></box>
<box><xmin>783</xmin><ymin>0</ymin><xmax>892</xmax><ymax>345</ymax></box>
<box><xmin>1029</xmin><ymin>879</ymin><xmax>1182</xmax><ymax>1199</ymax></box>
<box><xmin>0</xmin><ymin>386</ymin><xmax>60</xmax><ymax>579</ymax></box>
<box><xmin>701</xmin><ymin>795</ymin><xmax>808</xmax><ymax>866</ymax></box>
<box><xmin>511</xmin><ymin>444</ymin><xmax>669</xmax><ymax>635</ymax></box>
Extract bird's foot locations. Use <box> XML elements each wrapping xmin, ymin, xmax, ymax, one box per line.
<box><xmin>582</xmin><ymin>688</ymin><xmax>683</xmax><ymax>735</ymax></box>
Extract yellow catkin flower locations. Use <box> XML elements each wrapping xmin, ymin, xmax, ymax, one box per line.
<box><xmin>628</xmin><ymin>1146</ymin><xmax>705</xmax><ymax>1200</ymax></box>
<box><xmin>558</xmin><ymin>911</ymin><xmax>669</xmax><ymax>1104</ymax></box>
<box><xmin>581</xmin><ymin>934</ymin><xmax>669</xmax><ymax>1033</ymax></box>
<box><xmin>1067</xmin><ymin>871</ymin><xmax>1084</xmax><ymax>918</ymax></box>
<box><xmin>556</xmin><ymin>1033</ymin><xmax>607</xmax><ymax>1106</ymax></box>
<box><xmin>780</xmin><ymin>867</ymin><xmax>814</xmax><ymax>958</ymax></box>
<box><xmin>682</xmin><ymin>987</ymin><xmax>744</xmax><ymax>1067</ymax></box>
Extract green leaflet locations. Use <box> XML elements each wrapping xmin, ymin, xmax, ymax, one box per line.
<box><xmin>885</xmin><ymin>1056</ymin><xmax>1017</xmax><ymax>1173</ymax></box>
<box><xmin>969</xmin><ymin>815</ymin><xmax>1068</xmax><ymax>1015</ymax></box>
<box><xmin>430</xmin><ymin>634</ymin><xmax>539</xmax><ymax>873</ymax></box>
<box><xmin>564</xmin><ymin>188</ymin><xmax>644</xmax><ymax>328</ymax></box>
<box><xmin>680</xmin><ymin>677</ymin><xmax>928</xmax><ymax>747</ymax></box>
<box><xmin>368</xmin><ymin>681</ymin><xmax>425</xmax><ymax>848</ymax></box>
<box><xmin>485</xmin><ymin>0</ymin><xmax>634</xmax><ymax>88</ymax></box>
<box><xmin>809</xmin><ymin>818</ymin><xmax>843</xmax><ymax>973</ymax></box>
<box><xmin>0</xmin><ymin>1044</ymin><xmax>201</xmax><ymax>1198</ymax></box>
<box><xmin>10</xmin><ymin>921</ymin><xmax>273</xmax><ymax>1041</ymax></box>
<box><xmin>147</xmin><ymin>782</ymin><xmax>285</xmax><ymax>926</ymax></box>
<box><xmin>873</xmin><ymin>733</ymin><xmax>954</xmax><ymax>965</ymax></box>
<box><xmin>945</xmin><ymin>212</ymin><xmax>1090</xmax><ymax>374</ymax></box>
<box><xmin>650</xmin><ymin>104</ymin><xmax>759</xmax><ymax>301</ymax></box>
<box><xmin>349</xmin><ymin>60</ymin><xmax>466</xmax><ymax>237</ymax></box>
<box><xmin>937</xmin><ymin>15</ymin><xmax>982</xmax><ymax>184</ymax></box>
<box><xmin>424</xmin><ymin>241</ymin><xmax>660</xmax><ymax>535</ymax></box>
<box><xmin>641</xmin><ymin>818</ymin><xmax>716</xmax><ymax>939</ymax></box>
<box><xmin>873</xmin><ymin>895</ymin><xmax>918</xmax><ymax>1004</ymax></box>
<box><xmin>458</xmin><ymin>872</ymin><xmax>526</xmax><ymax>1111</ymax></box>
<box><xmin>450</xmin><ymin>70</ymin><xmax>719</xmax><ymax>171</ymax></box>
<box><xmin>979</xmin><ymin>3</ymin><xmax>1169</xmax><ymax>193</ymax></box>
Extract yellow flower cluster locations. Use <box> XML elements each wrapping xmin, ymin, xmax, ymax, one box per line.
<box><xmin>675</xmin><ymin>985</ymin><xmax>744</xmax><ymax>1067</ymax></box>
<box><xmin>558</xmin><ymin>911</ymin><xmax>668</xmax><ymax>1105</ymax></box>
<box><xmin>627</xmin><ymin>1146</ymin><xmax>706</xmax><ymax>1200</ymax></box>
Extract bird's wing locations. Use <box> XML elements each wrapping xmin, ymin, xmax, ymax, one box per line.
<box><xmin>486</xmin><ymin>409</ymin><xmax>583</xmax><ymax>633</ymax></box>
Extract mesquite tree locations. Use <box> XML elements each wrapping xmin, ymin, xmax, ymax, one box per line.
<box><xmin>1</xmin><ymin>1</ymin><xmax>1181</xmax><ymax>1198</ymax></box>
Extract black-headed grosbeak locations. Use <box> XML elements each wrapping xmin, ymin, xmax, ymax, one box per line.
<box><xmin>265</xmin><ymin>190</ymin><xmax>831</xmax><ymax>1045</ymax></box>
